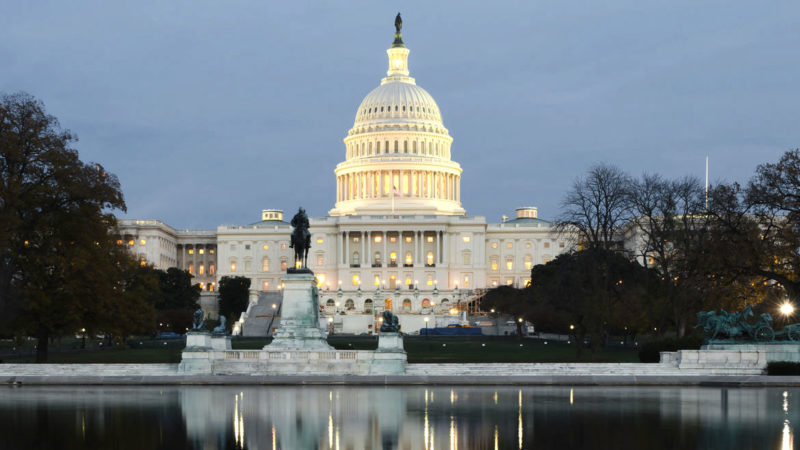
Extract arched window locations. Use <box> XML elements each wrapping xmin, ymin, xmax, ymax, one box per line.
<box><xmin>422</xmin><ymin>298</ymin><xmax>431</xmax><ymax>308</ymax></box>
<box><xmin>405</xmin><ymin>252</ymin><xmax>413</xmax><ymax>265</ymax></box>
<box><xmin>262</xmin><ymin>257</ymin><xmax>269</xmax><ymax>272</ymax></box>
<box><xmin>385</xmin><ymin>298</ymin><xmax>392</xmax><ymax>310</ymax></box>
<box><xmin>389</xmin><ymin>251</ymin><xmax>397</xmax><ymax>265</ymax></box>
<box><xmin>402</xmin><ymin>299</ymin><xmax>412</xmax><ymax>311</ymax></box>
<box><xmin>188</xmin><ymin>264</ymin><xmax>194</xmax><ymax>274</ymax></box>
<box><xmin>524</xmin><ymin>255</ymin><xmax>533</xmax><ymax>270</ymax></box>
<box><xmin>352</xmin><ymin>251</ymin><xmax>360</xmax><ymax>265</ymax></box>
<box><xmin>326</xmin><ymin>299</ymin><xmax>335</xmax><ymax>307</ymax></box>
<box><xmin>199</xmin><ymin>264</ymin><xmax>205</xmax><ymax>275</ymax></box>
<box><xmin>345</xmin><ymin>299</ymin><xmax>355</xmax><ymax>310</ymax></box>
<box><xmin>426</xmin><ymin>251</ymin><xmax>434</xmax><ymax>265</ymax></box>
<box><xmin>209</xmin><ymin>264</ymin><xmax>215</xmax><ymax>275</ymax></box>
<box><xmin>374</xmin><ymin>252</ymin><xmax>381</xmax><ymax>265</ymax></box>
<box><xmin>364</xmin><ymin>299</ymin><xmax>373</xmax><ymax>313</ymax></box>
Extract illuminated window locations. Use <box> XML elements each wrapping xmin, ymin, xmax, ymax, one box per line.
<box><xmin>209</xmin><ymin>249</ymin><xmax>214</xmax><ymax>255</ymax></box>
<box><xmin>139</xmin><ymin>260</ymin><xmax>146</xmax><ymax>267</ymax></box>
<box><xmin>405</xmin><ymin>236</ymin><xmax>412</xmax><ymax>243</ymax></box>
<box><xmin>374</xmin><ymin>235</ymin><xmax>382</xmax><ymax>243</ymax></box>
<box><xmin>390</xmin><ymin>252</ymin><xmax>397</xmax><ymax>264</ymax></box>
<box><xmin>199</xmin><ymin>264</ymin><xmax>205</xmax><ymax>275</ymax></box>
<box><xmin>374</xmin><ymin>275</ymin><xmax>381</xmax><ymax>286</ymax></box>
<box><xmin>426</xmin><ymin>252</ymin><xmax>434</xmax><ymax>265</ymax></box>
<box><xmin>316</xmin><ymin>273</ymin><xmax>326</xmax><ymax>288</ymax></box>
<box><xmin>199</xmin><ymin>283</ymin><xmax>205</xmax><ymax>291</ymax></box>
<box><xmin>506</xmin><ymin>242</ymin><xmax>513</xmax><ymax>249</ymax></box>
<box><xmin>188</xmin><ymin>249</ymin><xmax>194</xmax><ymax>254</ymax></box>
<box><xmin>230</xmin><ymin>262</ymin><xmax>236</xmax><ymax>272</ymax></box>
<box><xmin>544</xmin><ymin>242</ymin><xmax>550</xmax><ymax>249</ymax></box>
<box><xmin>209</xmin><ymin>264</ymin><xmax>215</xmax><ymax>275</ymax></box>
<box><xmin>464</xmin><ymin>275</ymin><xmax>470</xmax><ymax>287</ymax></box>
<box><xmin>526</xmin><ymin>242</ymin><xmax>531</xmax><ymax>248</ymax></box>
<box><xmin>405</xmin><ymin>252</ymin><xmax>413</xmax><ymax>265</ymax></box>
<box><xmin>262</xmin><ymin>281</ymin><xmax>269</xmax><ymax>290</ymax></box>
<box><xmin>199</xmin><ymin>249</ymin><xmax>204</xmax><ymax>255</ymax></box>
<box><xmin>506</xmin><ymin>259</ymin><xmax>513</xmax><ymax>271</ymax></box>
<box><xmin>390</xmin><ymin>236</ymin><xmax>397</xmax><ymax>243</ymax></box>
<box><xmin>280</xmin><ymin>261</ymin><xmax>287</xmax><ymax>271</ymax></box>
<box><xmin>647</xmin><ymin>255</ymin><xmax>655</xmax><ymax>265</ymax></box>
<box><xmin>209</xmin><ymin>283</ymin><xmax>214</xmax><ymax>292</ymax></box>
<box><xmin>352</xmin><ymin>275</ymin><xmax>360</xmax><ymax>286</ymax></box>
<box><xmin>116</xmin><ymin>239</ymin><xmax>123</xmax><ymax>245</ymax></box>
<box><xmin>317</xmin><ymin>237</ymin><xmax>324</xmax><ymax>244</ymax></box>
<box><xmin>281</xmin><ymin>243</ymin><xmax>287</xmax><ymax>250</ymax></box>
<box><xmin>491</xmin><ymin>242</ymin><xmax>497</xmax><ymax>249</ymax></box>
<box><xmin>262</xmin><ymin>257</ymin><xmax>269</xmax><ymax>272</ymax></box>
<box><xmin>374</xmin><ymin>252</ymin><xmax>381</xmax><ymax>264</ymax></box>
<box><xmin>422</xmin><ymin>299</ymin><xmax>431</xmax><ymax>308</ymax></box>
<box><xmin>139</xmin><ymin>239</ymin><xmax>146</xmax><ymax>246</ymax></box>
<box><xmin>402</xmin><ymin>299</ymin><xmax>411</xmax><ymax>311</ymax></box>
<box><xmin>524</xmin><ymin>255</ymin><xmax>532</xmax><ymax>270</ymax></box>
<box><xmin>426</xmin><ymin>236</ymin><xmax>434</xmax><ymax>243</ymax></box>
<box><xmin>427</xmin><ymin>274</ymin><xmax>433</xmax><ymax>286</ymax></box>
<box><xmin>492</xmin><ymin>280</ymin><xmax>498</xmax><ymax>287</ymax></box>
<box><xmin>463</xmin><ymin>236</ymin><xmax>471</xmax><ymax>243</ymax></box>
<box><xmin>506</xmin><ymin>279</ymin><xmax>513</xmax><ymax>285</ymax></box>
<box><xmin>317</xmin><ymin>254</ymin><xmax>325</xmax><ymax>266</ymax></box>
<box><xmin>263</xmin><ymin>244</ymin><xmax>269</xmax><ymax>250</ymax></box>
<box><xmin>524</xmin><ymin>279</ymin><xmax>531</xmax><ymax>287</ymax></box>
<box><xmin>353</xmin><ymin>236</ymin><xmax>360</xmax><ymax>243</ymax></box>
<box><xmin>405</xmin><ymin>275</ymin><xmax>412</xmax><ymax>286</ymax></box>
<box><xmin>544</xmin><ymin>258</ymin><xmax>551</xmax><ymax>264</ymax></box>
<box><xmin>491</xmin><ymin>259</ymin><xmax>498</xmax><ymax>271</ymax></box>
<box><xmin>559</xmin><ymin>242</ymin><xmax>565</xmax><ymax>248</ymax></box>
<box><xmin>188</xmin><ymin>264</ymin><xmax>194</xmax><ymax>274</ymax></box>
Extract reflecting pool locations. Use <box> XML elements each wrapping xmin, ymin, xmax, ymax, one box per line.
<box><xmin>0</xmin><ymin>385</ymin><xmax>796</xmax><ymax>449</ymax></box>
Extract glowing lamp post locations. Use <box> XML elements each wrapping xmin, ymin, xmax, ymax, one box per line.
<box><xmin>781</xmin><ymin>302</ymin><xmax>795</xmax><ymax>318</ymax></box>
<box><xmin>424</xmin><ymin>316</ymin><xmax>429</xmax><ymax>338</ymax></box>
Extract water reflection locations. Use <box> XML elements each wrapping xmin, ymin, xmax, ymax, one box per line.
<box><xmin>0</xmin><ymin>385</ymin><xmax>796</xmax><ymax>449</ymax></box>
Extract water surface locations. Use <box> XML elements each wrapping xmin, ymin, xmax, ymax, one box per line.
<box><xmin>0</xmin><ymin>385</ymin><xmax>795</xmax><ymax>449</ymax></box>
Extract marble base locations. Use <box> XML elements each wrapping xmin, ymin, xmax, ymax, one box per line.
<box><xmin>377</xmin><ymin>332</ymin><xmax>405</xmax><ymax>353</ymax></box>
<box><xmin>266</xmin><ymin>272</ymin><xmax>332</xmax><ymax>351</ymax></box>
<box><xmin>703</xmin><ymin>343</ymin><xmax>800</xmax><ymax>363</ymax></box>
<box><xmin>185</xmin><ymin>332</ymin><xmax>212</xmax><ymax>350</ymax></box>
<box><xmin>211</xmin><ymin>336</ymin><xmax>232</xmax><ymax>351</ymax></box>
<box><xmin>660</xmin><ymin>349</ymin><xmax>766</xmax><ymax>375</ymax></box>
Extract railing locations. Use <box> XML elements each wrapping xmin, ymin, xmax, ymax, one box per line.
<box><xmin>222</xmin><ymin>350</ymin><xmax>361</xmax><ymax>361</ymax></box>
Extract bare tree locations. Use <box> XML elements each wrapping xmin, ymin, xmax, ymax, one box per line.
<box><xmin>557</xmin><ymin>164</ymin><xmax>632</xmax><ymax>251</ymax></box>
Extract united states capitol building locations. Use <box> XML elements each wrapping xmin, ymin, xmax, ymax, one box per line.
<box><xmin>118</xmin><ymin>23</ymin><xmax>571</xmax><ymax>334</ymax></box>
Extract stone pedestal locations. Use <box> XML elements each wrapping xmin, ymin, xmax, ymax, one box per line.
<box><xmin>703</xmin><ymin>342</ymin><xmax>800</xmax><ymax>362</ymax></box>
<box><xmin>179</xmin><ymin>332</ymin><xmax>213</xmax><ymax>374</ymax></box>
<box><xmin>211</xmin><ymin>335</ymin><xmax>232</xmax><ymax>351</ymax></box>
<box><xmin>267</xmin><ymin>272</ymin><xmax>333</xmax><ymax>351</ymax></box>
<box><xmin>185</xmin><ymin>331</ymin><xmax>212</xmax><ymax>350</ymax></box>
<box><xmin>371</xmin><ymin>332</ymin><xmax>407</xmax><ymax>375</ymax></box>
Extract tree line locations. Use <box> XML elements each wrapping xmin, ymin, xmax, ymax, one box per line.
<box><xmin>485</xmin><ymin>151</ymin><xmax>800</xmax><ymax>352</ymax></box>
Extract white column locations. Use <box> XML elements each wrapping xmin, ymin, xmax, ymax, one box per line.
<box><xmin>366</xmin><ymin>231</ymin><xmax>371</xmax><ymax>266</ymax></box>
<box><xmin>361</xmin><ymin>231</ymin><xmax>366</xmax><ymax>266</ymax></box>
<box><xmin>344</xmin><ymin>231</ymin><xmax>349</xmax><ymax>265</ymax></box>
<box><xmin>382</xmin><ymin>231</ymin><xmax>387</xmax><ymax>267</ymax></box>
<box><xmin>442</xmin><ymin>231</ymin><xmax>447</xmax><ymax>264</ymax></box>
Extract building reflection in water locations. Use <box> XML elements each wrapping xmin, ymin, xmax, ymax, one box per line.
<box><xmin>0</xmin><ymin>386</ymin><xmax>798</xmax><ymax>449</ymax></box>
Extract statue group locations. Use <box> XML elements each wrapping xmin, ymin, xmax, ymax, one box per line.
<box><xmin>696</xmin><ymin>305</ymin><xmax>800</xmax><ymax>342</ymax></box>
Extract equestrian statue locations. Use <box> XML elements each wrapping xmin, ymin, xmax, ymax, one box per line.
<box><xmin>289</xmin><ymin>207</ymin><xmax>311</xmax><ymax>271</ymax></box>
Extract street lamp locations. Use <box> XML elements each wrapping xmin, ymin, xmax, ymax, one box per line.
<box><xmin>781</xmin><ymin>302</ymin><xmax>795</xmax><ymax>317</ymax></box>
<box><xmin>424</xmin><ymin>316</ymin><xmax>429</xmax><ymax>338</ymax></box>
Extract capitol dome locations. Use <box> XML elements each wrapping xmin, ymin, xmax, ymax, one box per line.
<box><xmin>330</xmin><ymin>17</ymin><xmax>464</xmax><ymax>217</ymax></box>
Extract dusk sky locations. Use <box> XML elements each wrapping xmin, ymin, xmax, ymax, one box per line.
<box><xmin>3</xmin><ymin>1</ymin><xmax>799</xmax><ymax>228</ymax></box>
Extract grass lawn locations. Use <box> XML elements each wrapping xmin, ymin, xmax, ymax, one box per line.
<box><xmin>1</xmin><ymin>337</ymin><xmax>640</xmax><ymax>364</ymax></box>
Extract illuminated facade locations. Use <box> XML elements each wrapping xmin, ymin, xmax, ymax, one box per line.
<box><xmin>121</xmin><ymin>25</ymin><xmax>570</xmax><ymax>333</ymax></box>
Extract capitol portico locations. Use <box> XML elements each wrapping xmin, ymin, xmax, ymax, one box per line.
<box><xmin>118</xmin><ymin>19</ymin><xmax>570</xmax><ymax>334</ymax></box>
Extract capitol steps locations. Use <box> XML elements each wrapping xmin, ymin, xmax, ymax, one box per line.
<box><xmin>0</xmin><ymin>364</ymin><xmax>179</xmax><ymax>377</ymax></box>
<box><xmin>241</xmin><ymin>291</ymin><xmax>284</xmax><ymax>337</ymax></box>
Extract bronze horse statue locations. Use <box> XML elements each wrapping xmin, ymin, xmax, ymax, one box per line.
<box><xmin>289</xmin><ymin>207</ymin><xmax>311</xmax><ymax>269</ymax></box>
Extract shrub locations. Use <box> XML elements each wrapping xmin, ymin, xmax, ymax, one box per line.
<box><xmin>638</xmin><ymin>335</ymin><xmax>703</xmax><ymax>363</ymax></box>
<box><xmin>767</xmin><ymin>361</ymin><xmax>800</xmax><ymax>376</ymax></box>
